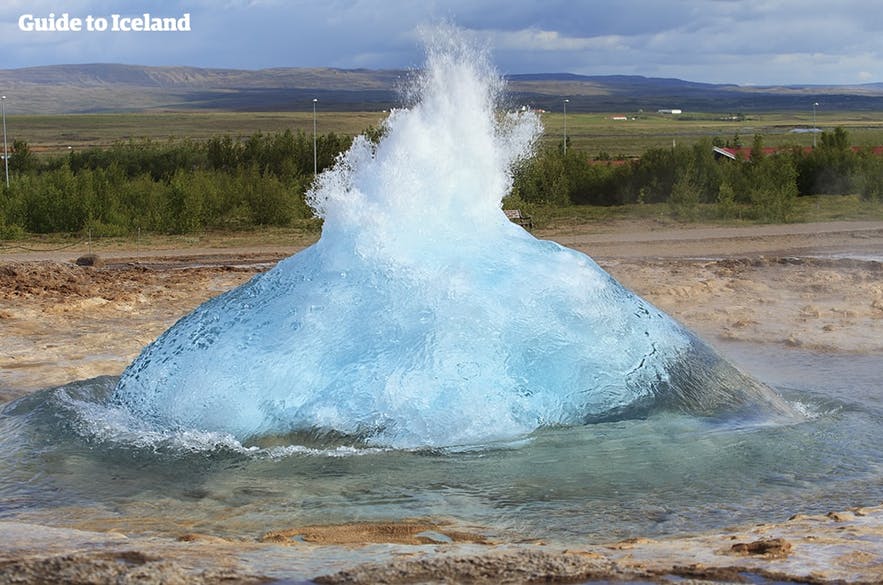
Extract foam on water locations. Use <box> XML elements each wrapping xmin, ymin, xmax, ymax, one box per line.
<box><xmin>111</xmin><ymin>30</ymin><xmax>795</xmax><ymax>449</ymax></box>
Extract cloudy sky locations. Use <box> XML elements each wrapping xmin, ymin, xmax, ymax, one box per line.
<box><xmin>1</xmin><ymin>0</ymin><xmax>881</xmax><ymax>85</ymax></box>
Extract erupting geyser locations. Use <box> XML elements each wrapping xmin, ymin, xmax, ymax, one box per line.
<box><xmin>112</xmin><ymin>32</ymin><xmax>795</xmax><ymax>448</ymax></box>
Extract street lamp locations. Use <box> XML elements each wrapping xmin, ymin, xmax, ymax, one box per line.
<box><xmin>563</xmin><ymin>99</ymin><xmax>569</xmax><ymax>156</ymax></box>
<box><xmin>312</xmin><ymin>98</ymin><xmax>318</xmax><ymax>176</ymax></box>
<box><xmin>812</xmin><ymin>102</ymin><xmax>819</xmax><ymax>148</ymax></box>
<box><xmin>1</xmin><ymin>95</ymin><xmax>8</xmax><ymax>189</ymax></box>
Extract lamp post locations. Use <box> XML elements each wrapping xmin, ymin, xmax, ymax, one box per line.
<box><xmin>312</xmin><ymin>98</ymin><xmax>318</xmax><ymax>176</ymax></box>
<box><xmin>812</xmin><ymin>102</ymin><xmax>819</xmax><ymax>148</ymax></box>
<box><xmin>1</xmin><ymin>95</ymin><xmax>8</xmax><ymax>189</ymax></box>
<box><xmin>563</xmin><ymin>99</ymin><xmax>569</xmax><ymax>156</ymax></box>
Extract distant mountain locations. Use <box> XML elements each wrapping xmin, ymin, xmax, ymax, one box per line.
<box><xmin>1</xmin><ymin>64</ymin><xmax>881</xmax><ymax>114</ymax></box>
<box><xmin>503</xmin><ymin>72</ymin><xmax>883</xmax><ymax>113</ymax></box>
<box><xmin>1</xmin><ymin>63</ymin><xmax>405</xmax><ymax>90</ymax></box>
<box><xmin>0</xmin><ymin>64</ymin><xmax>409</xmax><ymax>113</ymax></box>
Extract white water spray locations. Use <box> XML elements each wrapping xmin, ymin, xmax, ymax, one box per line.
<box><xmin>112</xmin><ymin>31</ymin><xmax>795</xmax><ymax>448</ymax></box>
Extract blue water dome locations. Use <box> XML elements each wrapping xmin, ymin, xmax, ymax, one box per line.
<box><xmin>112</xmin><ymin>31</ymin><xmax>796</xmax><ymax>449</ymax></box>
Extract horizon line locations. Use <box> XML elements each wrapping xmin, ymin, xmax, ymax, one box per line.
<box><xmin>1</xmin><ymin>62</ymin><xmax>879</xmax><ymax>89</ymax></box>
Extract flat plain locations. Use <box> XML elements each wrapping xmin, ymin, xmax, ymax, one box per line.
<box><xmin>9</xmin><ymin>109</ymin><xmax>883</xmax><ymax>157</ymax></box>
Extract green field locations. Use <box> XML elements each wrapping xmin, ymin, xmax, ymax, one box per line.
<box><xmin>543</xmin><ymin>111</ymin><xmax>883</xmax><ymax>157</ymax></box>
<box><xmin>12</xmin><ymin>111</ymin><xmax>388</xmax><ymax>154</ymax></box>
<box><xmin>8</xmin><ymin>109</ymin><xmax>883</xmax><ymax>158</ymax></box>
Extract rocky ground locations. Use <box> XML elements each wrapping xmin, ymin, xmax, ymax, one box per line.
<box><xmin>0</xmin><ymin>506</ymin><xmax>880</xmax><ymax>584</ymax></box>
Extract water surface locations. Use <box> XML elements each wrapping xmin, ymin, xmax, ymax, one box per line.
<box><xmin>1</xmin><ymin>341</ymin><xmax>879</xmax><ymax>545</ymax></box>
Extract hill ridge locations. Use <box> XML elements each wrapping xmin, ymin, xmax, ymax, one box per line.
<box><xmin>1</xmin><ymin>63</ymin><xmax>881</xmax><ymax>114</ymax></box>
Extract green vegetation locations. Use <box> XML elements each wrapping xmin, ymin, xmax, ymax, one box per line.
<box><xmin>10</xmin><ymin>111</ymin><xmax>387</xmax><ymax>155</ymax></box>
<box><xmin>507</xmin><ymin>128</ymin><xmax>882</xmax><ymax>224</ymax></box>
<box><xmin>1</xmin><ymin>113</ymin><xmax>881</xmax><ymax>240</ymax></box>
<box><xmin>13</xmin><ymin>109</ymin><xmax>883</xmax><ymax>158</ymax></box>
<box><xmin>0</xmin><ymin>130</ymin><xmax>350</xmax><ymax>238</ymax></box>
<box><xmin>538</xmin><ymin>110</ymin><xmax>883</xmax><ymax>158</ymax></box>
<box><xmin>504</xmin><ymin>194</ymin><xmax>883</xmax><ymax>233</ymax></box>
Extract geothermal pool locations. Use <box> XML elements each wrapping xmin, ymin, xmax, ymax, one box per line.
<box><xmin>1</xmin><ymin>31</ymin><xmax>880</xmax><ymax>563</ymax></box>
<box><xmin>0</xmin><ymin>342</ymin><xmax>881</xmax><ymax>546</ymax></box>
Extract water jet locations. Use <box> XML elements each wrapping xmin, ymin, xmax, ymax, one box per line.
<box><xmin>111</xmin><ymin>31</ymin><xmax>796</xmax><ymax>449</ymax></box>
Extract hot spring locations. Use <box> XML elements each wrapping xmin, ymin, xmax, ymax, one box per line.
<box><xmin>107</xmin><ymin>33</ymin><xmax>796</xmax><ymax>449</ymax></box>
<box><xmin>0</xmin><ymin>31</ymin><xmax>880</xmax><ymax>569</ymax></box>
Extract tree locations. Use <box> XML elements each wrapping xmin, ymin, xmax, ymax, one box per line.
<box><xmin>690</xmin><ymin>139</ymin><xmax>722</xmax><ymax>203</ymax></box>
<box><xmin>716</xmin><ymin>178</ymin><xmax>738</xmax><ymax>219</ymax></box>
<box><xmin>669</xmin><ymin>162</ymin><xmax>701</xmax><ymax>220</ymax></box>
<box><xmin>206</xmin><ymin>135</ymin><xmax>240</xmax><ymax>171</ymax></box>
<box><xmin>511</xmin><ymin>149</ymin><xmax>569</xmax><ymax>206</ymax></box>
<box><xmin>625</xmin><ymin>147</ymin><xmax>679</xmax><ymax>203</ymax></box>
<box><xmin>749</xmin><ymin>134</ymin><xmax>765</xmax><ymax>163</ymax></box>
<box><xmin>854</xmin><ymin>149</ymin><xmax>883</xmax><ymax>201</ymax></box>
<box><xmin>9</xmin><ymin>139</ymin><xmax>36</xmax><ymax>173</ymax></box>
<box><xmin>747</xmin><ymin>154</ymin><xmax>799</xmax><ymax>222</ymax></box>
<box><xmin>820</xmin><ymin>126</ymin><xmax>849</xmax><ymax>151</ymax></box>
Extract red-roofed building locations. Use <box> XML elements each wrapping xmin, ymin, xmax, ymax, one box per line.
<box><xmin>712</xmin><ymin>145</ymin><xmax>883</xmax><ymax>162</ymax></box>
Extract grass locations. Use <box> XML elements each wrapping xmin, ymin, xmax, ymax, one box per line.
<box><xmin>520</xmin><ymin>194</ymin><xmax>883</xmax><ymax>232</ymax></box>
<box><xmin>0</xmin><ymin>222</ymin><xmax>322</xmax><ymax>254</ymax></box>
<box><xmin>14</xmin><ymin>111</ymin><xmax>388</xmax><ymax>155</ymax></box>
<box><xmin>792</xmin><ymin>193</ymin><xmax>883</xmax><ymax>222</ymax></box>
<box><xmin>4</xmin><ymin>195</ymin><xmax>879</xmax><ymax>255</ymax></box>
<box><xmin>9</xmin><ymin>109</ymin><xmax>883</xmax><ymax>157</ymax></box>
<box><xmin>540</xmin><ymin>111</ymin><xmax>883</xmax><ymax>157</ymax></box>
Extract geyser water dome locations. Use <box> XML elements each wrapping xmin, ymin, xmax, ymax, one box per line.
<box><xmin>112</xmin><ymin>33</ymin><xmax>796</xmax><ymax>448</ymax></box>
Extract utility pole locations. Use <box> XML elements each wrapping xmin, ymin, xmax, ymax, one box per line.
<box><xmin>1</xmin><ymin>96</ymin><xmax>8</xmax><ymax>189</ymax></box>
<box><xmin>313</xmin><ymin>98</ymin><xmax>318</xmax><ymax>176</ymax></box>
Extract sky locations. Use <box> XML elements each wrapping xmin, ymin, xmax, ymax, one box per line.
<box><xmin>1</xmin><ymin>0</ymin><xmax>881</xmax><ymax>86</ymax></box>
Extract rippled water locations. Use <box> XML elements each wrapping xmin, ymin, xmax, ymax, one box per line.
<box><xmin>1</xmin><ymin>341</ymin><xmax>879</xmax><ymax>544</ymax></box>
